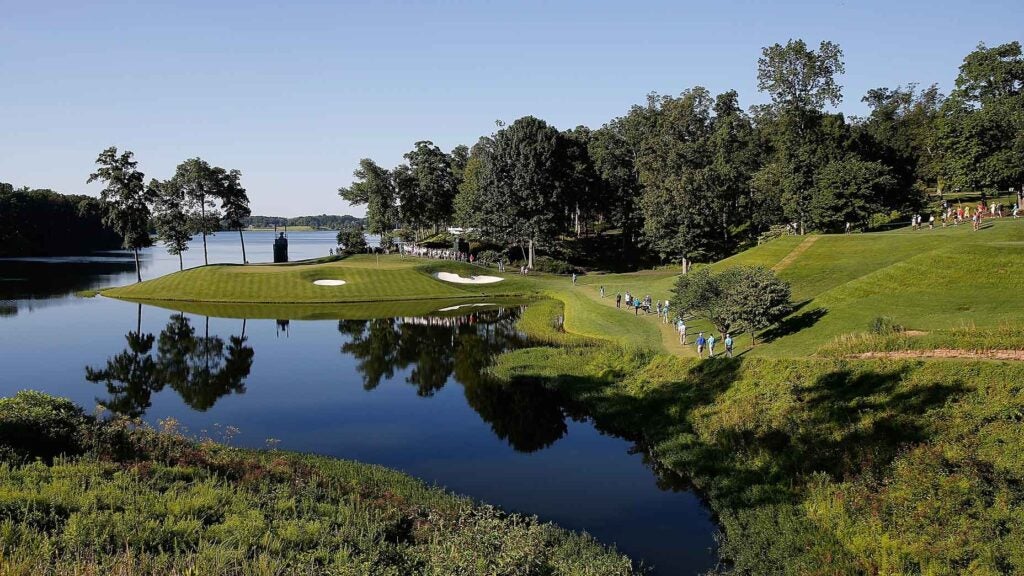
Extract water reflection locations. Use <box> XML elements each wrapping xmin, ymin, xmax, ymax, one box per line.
<box><xmin>86</xmin><ymin>311</ymin><xmax>254</xmax><ymax>415</ymax></box>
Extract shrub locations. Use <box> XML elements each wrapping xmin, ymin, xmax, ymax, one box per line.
<box><xmin>475</xmin><ymin>249</ymin><xmax>503</xmax><ymax>266</ymax></box>
<box><xmin>0</xmin><ymin>391</ymin><xmax>90</xmax><ymax>461</ymax></box>
<box><xmin>869</xmin><ymin>316</ymin><xmax>904</xmax><ymax>335</ymax></box>
<box><xmin>531</xmin><ymin>256</ymin><xmax>578</xmax><ymax>275</ymax></box>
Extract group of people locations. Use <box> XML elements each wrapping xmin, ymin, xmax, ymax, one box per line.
<box><xmin>614</xmin><ymin>291</ymin><xmax>672</xmax><ymax>320</ymax></box>
<box><xmin>400</xmin><ymin>244</ymin><xmax>473</xmax><ymax>261</ymax></box>
<box><xmin>914</xmin><ymin>201</ymin><xmax>1023</xmax><ymax>233</ymax></box>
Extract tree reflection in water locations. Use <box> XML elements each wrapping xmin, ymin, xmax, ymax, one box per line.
<box><xmin>338</xmin><ymin>307</ymin><xmax>580</xmax><ymax>453</ymax></box>
<box><xmin>86</xmin><ymin>311</ymin><xmax>253</xmax><ymax>416</ymax></box>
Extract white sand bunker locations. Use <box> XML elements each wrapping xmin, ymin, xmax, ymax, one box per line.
<box><xmin>313</xmin><ymin>279</ymin><xmax>347</xmax><ymax>286</ymax></box>
<box><xmin>437</xmin><ymin>303</ymin><xmax>496</xmax><ymax>312</ymax></box>
<box><xmin>434</xmin><ymin>272</ymin><xmax>504</xmax><ymax>285</ymax></box>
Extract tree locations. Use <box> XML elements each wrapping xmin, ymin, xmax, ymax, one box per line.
<box><xmin>856</xmin><ymin>84</ymin><xmax>944</xmax><ymax>200</ymax></box>
<box><xmin>477</xmin><ymin>116</ymin><xmax>569</xmax><ymax>268</ymax></box>
<box><xmin>937</xmin><ymin>42</ymin><xmax>1024</xmax><ymax>194</ymax></box>
<box><xmin>755</xmin><ymin>39</ymin><xmax>847</xmax><ymax>234</ymax></box>
<box><xmin>87</xmin><ymin>147</ymin><xmax>153</xmax><ymax>282</ymax></box>
<box><xmin>453</xmin><ymin>138</ymin><xmax>492</xmax><ymax>229</ymax></box>
<box><xmin>721</xmin><ymin>266</ymin><xmax>793</xmax><ymax>345</ymax></box>
<box><xmin>217</xmin><ymin>168</ymin><xmax>251</xmax><ymax>263</ymax></box>
<box><xmin>339</xmin><ymin>159</ymin><xmax>397</xmax><ymax>236</ymax></box>
<box><xmin>336</xmin><ymin>224</ymin><xmax>368</xmax><ymax>255</ymax></box>
<box><xmin>171</xmin><ymin>158</ymin><xmax>221</xmax><ymax>266</ymax></box>
<box><xmin>149</xmin><ymin>178</ymin><xmax>192</xmax><ymax>271</ymax></box>
<box><xmin>810</xmin><ymin>158</ymin><xmax>896</xmax><ymax>231</ymax></box>
<box><xmin>403</xmin><ymin>141</ymin><xmax>459</xmax><ymax>233</ymax></box>
<box><xmin>757</xmin><ymin>39</ymin><xmax>845</xmax><ymax>111</ymax></box>
<box><xmin>671</xmin><ymin>266</ymin><xmax>791</xmax><ymax>345</ymax></box>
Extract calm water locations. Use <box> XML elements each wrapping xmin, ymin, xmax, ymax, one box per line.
<box><xmin>0</xmin><ymin>231</ymin><xmax>716</xmax><ymax>574</ymax></box>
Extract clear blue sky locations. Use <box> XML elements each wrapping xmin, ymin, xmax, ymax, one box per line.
<box><xmin>1</xmin><ymin>0</ymin><xmax>1020</xmax><ymax>217</ymax></box>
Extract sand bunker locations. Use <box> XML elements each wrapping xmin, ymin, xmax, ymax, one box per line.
<box><xmin>434</xmin><ymin>272</ymin><xmax>504</xmax><ymax>285</ymax></box>
<box><xmin>436</xmin><ymin>303</ymin><xmax>496</xmax><ymax>312</ymax></box>
<box><xmin>313</xmin><ymin>279</ymin><xmax>347</xmax><ymax>286</ymax></box>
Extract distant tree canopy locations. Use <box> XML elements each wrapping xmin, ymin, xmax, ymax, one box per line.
<box><xmin>0</xmin><ymin>183</ymin><xmax>123</xmax><ymax>257</ymax></box>
<box><xmin>242</xmin><ymin>214</ymin><xmax>364</xmax><ymax>230</ymax></box>
<box><xmin>338</xmin><ymin>40</ymin><xmax>1024</xmax><ymax>268</ymax></box>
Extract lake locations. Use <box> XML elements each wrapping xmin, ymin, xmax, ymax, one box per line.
<box><xmin>0</xmin><ymin>231</ymin><xmax>717</xmax><ymax>575</ymax></box>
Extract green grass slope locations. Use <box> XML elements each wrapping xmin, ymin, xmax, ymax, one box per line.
<box><xmin>0</xmin><ymin>391</ymin><xmax>635</xmax><ymax>576</ymax></box>
<box><xmin>706</xmin><ymin>220</ymin><xmax>1024</xmax><ymax>357</ymax></box>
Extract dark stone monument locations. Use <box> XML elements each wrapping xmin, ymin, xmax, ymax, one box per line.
<box><xmin>273</xmin><ymin>232</ymin><xmax>288</xmax><ymax>263</ymax></box>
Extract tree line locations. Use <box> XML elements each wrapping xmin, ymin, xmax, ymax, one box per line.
<box><xmin>87</xmin><ymin>148</ymin><xmax>252</xmax><ymax>281</ymax></box>
<box><xmin>340</xmin><ymin>39</ymin><xmax>1024</xmax><ymax>268</ymax></box>
<box><xmin>0</xmin><ymin>183</ymin><xmax>123</xmax><ymax>257</ymax></box>
<box><xmin>243</xmin><ymin>214</ymin><xmax>364</xmax><ymax>230</ymax></box>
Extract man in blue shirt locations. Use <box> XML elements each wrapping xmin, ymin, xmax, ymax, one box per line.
<box><xmin>696</xmin><ymin>332</ymin><xmax>706</xmax><ymax>358</ymax></box>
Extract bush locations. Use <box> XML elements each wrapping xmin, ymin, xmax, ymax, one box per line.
<box><xmin>0</xmin><ymin>391</ymin><xmax>90</xmax><ymax>461</ymax></box>
<box><xmin>757</xmin><ymin>224</ymin><xmax>793</xmax><ymax>244</ymax></box>
<box><xmin>531</xmin><ymin>256</ymin><xmax>578</xmax><ymax>275</ymax></box>
<box><xmin>474</xmin><ymin>249</ymin><xmax>503</xmax><ymax>266</ymax></box>
<box><xmin>869</xmin><ymin>316</ymin><xmax>904</xmax><ymax>335</ymax></box>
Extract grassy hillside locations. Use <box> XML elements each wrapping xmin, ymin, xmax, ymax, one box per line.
<box><xmin>0</xmin><ymin>391</ymin><xmax>634</xmax><ymax>575</ymax></box>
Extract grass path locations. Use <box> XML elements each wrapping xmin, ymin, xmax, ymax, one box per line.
<box><xmin>772</xmin><ymin>235</ymin><xmax>819</xmax><ymax>271</ymax></box>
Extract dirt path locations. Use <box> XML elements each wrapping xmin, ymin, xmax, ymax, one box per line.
<box><xmin>851</xmin><ymin>349</ymin><xmax>1024</xmax><ymax>361</ymax></box>
<box><xmin>773</xmin><ymin>236</ymin><xmax>819</xmax><ymax>272</ymax></box>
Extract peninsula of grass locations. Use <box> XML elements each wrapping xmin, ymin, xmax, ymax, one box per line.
<box><xmin>104</xmin><ymin>255</ymin><xmax>538</xmax><ymax>304</ymax></box>
<box><xmin>0</xmin><ymin>391</ymin><xmax>635</xmax><ymax>575</ymax></box>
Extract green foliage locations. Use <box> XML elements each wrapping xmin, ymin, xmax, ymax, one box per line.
<box><xmin>672</xmin><ymin>265</ymin><xmax>791</xmax><ymax>341</ymax></box>
<box><xmin>869</xmin><ymin>315</ymin><xmax>904</xmax><ymax>335</ymax></box>
<box><xmin>810</xmin><ymin>157</ymin><xmax>897</xmax><ymax>231</ymax></box>
<box><xmin>0</xmin><ymin>391</ymin><xmax>89</xmax><ymax>462</ymax></box>
<box><xmin>87</xmin><ymin>147</ymin><xmax>153</xmax><ymax>281</ymax></box>
<box><xmin>0</xmin><ymin>184</ymin><xmax>122</xmax><ymax>257</ymax></box>
<box><xmin>335</xmin><ymin>225</ymin><xmax>368</xmax><ymax>255</ymax></box>
<box><xmin>477</xmin><ymin>116</ymin><xmax>569</xmax><ymax>265</ymax></box>
<box><xmin>757</xmin><ymin>39</ymin><xmax>845</xmax><ymax>110</ymax></box>
<box><xmin>0</xmin><ymin>392</ymin><xmax>634</xmax><ymax>575</ymax></box>
<box><xmin>339</xmin><ymin>158</ymin><xmax>398</xmax><ymax>236</ymax></box>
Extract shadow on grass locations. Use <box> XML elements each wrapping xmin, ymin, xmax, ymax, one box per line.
<box><xmin>760</xmin><ymin>303</ymin><xmax>827</xmax><ymax>344</ymax></box>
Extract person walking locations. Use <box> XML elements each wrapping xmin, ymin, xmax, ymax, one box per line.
<box><xmin>724</xmin><ymin>333</ymin><xmax>734</xmax><ymax>358</ymax></box>
<box><xmin>600</xmin><ymin>285</ymin><xmax>605</xmax><ymax>298</ymax></box>
<box><xmin>615</xmin><ymin>293</ymin><xmax>622</xmax><ymax>309</ymax></box>
<box><xmin>633</xmin><ymin>298</ymin><xmax>641</xmax><ymax>316</ymax></box>
<box><xmin>928</xmin><ymin>214</ymin><xmax>934</xmax><ymax>229</ymax></box>
<box><xmin>696</xmin><ymin>332</ymin><xmax>706</xmax><ymax>359</ymax></box>
<box><xmin>677</xmin><ymin>319</ymin><xmax>687</xmax><ymax>345</ymax></box>
<box><xmin>572</xmin><ymin>273</ymin><xmax>577</xmax><ymax>286</ymax></box>
<box><xmin>662</xmin><ymin>301</ymin><xmax>670</xmax><ymax>324</ymax></box>
<box><xmin>707</xmin><ymin>333</ymin><xmax>716</xmax><ymax>357</ymax></box>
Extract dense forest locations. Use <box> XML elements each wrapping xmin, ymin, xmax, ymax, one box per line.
<box><xmin>341</xmin><ymin>39</ymin><xmax>1024</xmax><ymax>268</ymax></box>
<box><xmin>0</xmin><ymin>183</ymin><xmax>123</xmax><ymax>257</ymax></box>
<box><xmin>243</xmin><ymin>214</ymin><xmax>364</xmax><ymax>229</ymax></box>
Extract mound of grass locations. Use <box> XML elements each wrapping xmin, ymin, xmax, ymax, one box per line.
<box><xmin>0</xmin><ymin>391</ymin><xmax>636</xmax><ymax>576</ymax></box>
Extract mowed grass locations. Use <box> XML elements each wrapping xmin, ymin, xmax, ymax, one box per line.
<box><xmin>105</xmin><ymin>255</ymin><xmax>536</xmax><ymax>304</ymax></box>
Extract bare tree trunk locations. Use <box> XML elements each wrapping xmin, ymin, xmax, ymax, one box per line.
<box><xmin>528</xmin><ymin>238</ymin><xmax>535</xmax><ymax>269</ymax></box>
<box><xmin>241</xmin><ymin>318</ymin><xmax>247</xmax><ymax>339</ymax></box>
<box><xmin>201</xmin><ymin>200</ymin><xmax>209</xmax><ymax>265</ymax></box>
<box><xmin>136</xmin><ymin>302</ymin><xmax>142</xmax><ymax>336</ymax></box>
<box><xmin>178</xmin><ymin>252</ymin><xmax>183</xmax><ymax>271</ymax></box>
<box><xmin>238</xmin><ymin>228</ymin><xmax>247</xmax><ymax>263</ymax></box>
<box><xmin>133</xmin><ymin>248</ymin><xmax>142</xmax><ymax>283</ymax></box>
